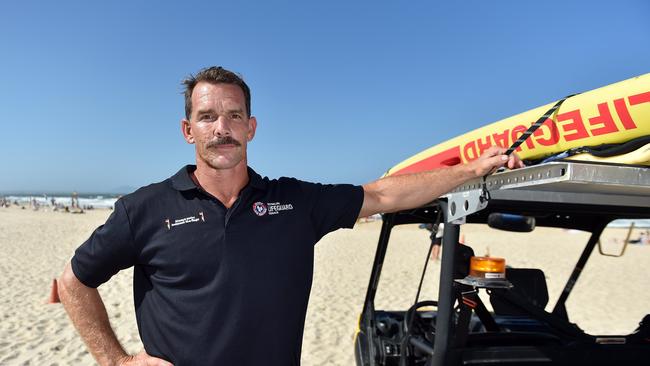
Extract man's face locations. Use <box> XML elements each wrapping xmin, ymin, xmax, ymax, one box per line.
<box><xmin>182</xmin><ymin>82</ymin><xmax>256</xmax><ymax>170</ymax></box>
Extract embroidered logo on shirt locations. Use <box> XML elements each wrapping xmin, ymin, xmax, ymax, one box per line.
<box><xmin>165</xmin><ymin>211</ymin><xmax>205</xmax><ymax>230</ymax></box>
<box><xmin>267</xmin><ymin>202</ymin><xmax>293</xmax><ymax>215</ymax></box>
<box><xmin>252</xmin><ymin>202</ymin><xmax>267</xmax><ymax>216</ymax></box>
<box><xmin>252</xmin><ymin>202</ymin><xmax>294</xmax><ymax>216</ymax></box>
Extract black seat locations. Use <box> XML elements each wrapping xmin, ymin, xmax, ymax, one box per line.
<box><xmin>491</xmin><ymin>268</ymin><xmax>549</xmax><ymax>316</ymax></box>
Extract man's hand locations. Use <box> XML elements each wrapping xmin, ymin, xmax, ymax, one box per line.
<box><xmin>118</xmin><ymin>350</ymin><xmax>173</xmax><ymax>366</ymax></box>
<box><xmin>466</xmin><ymin>146</ymin><xmax>524</xmax><ymax>177</ymax></box>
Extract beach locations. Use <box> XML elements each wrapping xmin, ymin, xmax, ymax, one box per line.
<box><xmin>1</xmin><ymin>206</ymin><xmax>648</xmax><ymax>365</ymax></box>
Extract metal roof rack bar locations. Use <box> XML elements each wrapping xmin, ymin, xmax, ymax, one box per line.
<box><xmin>443</xmin><ymin>162</ymin><xmax>650</xmax><ymax>222</ymax></box>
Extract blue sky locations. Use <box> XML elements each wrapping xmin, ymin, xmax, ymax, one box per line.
<box><xmin>1</xmin><ymin>0</ymin><xmax>649</xmax><ymax>193</ymax></box>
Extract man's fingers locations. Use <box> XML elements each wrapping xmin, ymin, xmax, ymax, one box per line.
<box><xmin>473</xmin><ymin>147</ymin><xmax>524</xmax><ymax>177</ymax></box>
<box><xmin>122</xmin><ymin>350</ymin><xmax>173</xmax><ymax>366</ymax></box>
<box><xmin>507</xmin><ymin>152</ymin><xmax>524</xmax><ymax>169</ymax></box>
<box><xmin>511</xmin><ymin>158</ymin><xmax>525</xmax><ymax>169</ymax></box>
<box><xmin>507</xmin><ymin>155</ymin><xmax>517</xmax><ymax>169</ymax></box>
<box><xmin>483</xmin><ymin>155</ymin><xmax>509</xmax><ymax>176</ymax></box>
<box><xmin>484</xmin><ymin>146</ymin><xmax>507</xmax><ymax>157</ymax></box>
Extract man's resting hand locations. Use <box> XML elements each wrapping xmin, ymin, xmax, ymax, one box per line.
<box><xmin>118</xmin><ymin>350</ymin><xmax>173</xmax><ymax>366</ymax></box>
<box><xmin>466</xmin><ymin>146</ymin><xmax>524</xmax><ymax>177</ymax></box>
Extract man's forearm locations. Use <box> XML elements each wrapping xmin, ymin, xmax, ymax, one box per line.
<box><xmin>362</xmin><ymin>163</ymin><xmax>474</xmax><ymax>215</ymax></box>
<box><xmin>59</xmin><ymin>262</ymin><xmax>129</xmax><ymax>366</ymax></box>
<box><xmin>359</xmin><ymin>146</ymin><xmax>522</xmax><ymax>217</ymax></box>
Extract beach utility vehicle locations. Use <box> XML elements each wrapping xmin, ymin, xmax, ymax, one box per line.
<box><xmin>354</xmin><ymin>73</ymin><xmax>650</xmax><ymax>365</ymax></box>
<box><xmin>354</xmin><ymin>161</ymin><xmax>650</xmax><ymax>365</ymax></box>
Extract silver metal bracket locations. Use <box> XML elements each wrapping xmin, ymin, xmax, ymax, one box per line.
<box><xmin>455</xmin><ymin>276</ymin><xmax>513</xmax><ymax>289</ymax></box>
<box><xmin>450</xmin><ymin>216</ymin><xmax>466</xmax><ymax>225</ymax></box>
<box><xmin>444</xmin><ymin>189</ymin><xmax>488</xmax><ymax>223</ymax></box>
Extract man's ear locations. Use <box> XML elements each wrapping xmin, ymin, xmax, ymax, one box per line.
<box><xmin>247</xmin><ymin>116</ymin><xmax>257</xmax><ymax>142</ymax></box>
<box><xmin>181</xmin><ymin>119</ymin><xmax>195</xmax><ymax>144</ymax></box>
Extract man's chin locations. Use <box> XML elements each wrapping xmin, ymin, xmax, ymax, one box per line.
<box><xmin>205</xmin><ymin>158</ymin><xmax>244</xmax><ymax>170</ymax></box>
<box><xmin>196</xmin><ymin>150</ymin><xmax>245</xmax><ymax>170</ymax></box>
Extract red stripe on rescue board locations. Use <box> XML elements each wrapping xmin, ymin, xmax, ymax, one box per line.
<box><xmin>588</xmin><ymin>103</ymin><xmax>619</xmax><ymax>136</ymax></box>
<box><xmin>629</xmin><ymin>91</ymin><xmax>650</xmax><ymax>106</ymax></box>
<box><xmin>392</xmin><ymin>146</ymin><xmax>462</xmax><ymax>176</ymax></box>
<box><xmin>614</xmin><ymin>98</ymin><xmax>637</xmax><ymax>130</ymax></box>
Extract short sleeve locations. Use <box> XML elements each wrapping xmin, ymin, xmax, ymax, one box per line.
<box><xmin>300</xmin><ymin>182</ymin><xmax>364</xmax><ymax>241</ymax></box>
<box><xmin>71</xmin><ymin>199</ymin><xmax>137</xmax><ymax>288</ymax></box>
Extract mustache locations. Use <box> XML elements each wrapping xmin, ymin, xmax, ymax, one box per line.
<box><xmin>206</xmin><ymin>137</ymin><xmax>241</xmax><ymax>148</ymax></box>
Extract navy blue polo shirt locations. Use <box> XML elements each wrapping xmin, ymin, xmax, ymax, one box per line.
<box><xmin>71</xmin><ymin>165</ymin><xmax>364</xmax><ymax>365</ymax></box>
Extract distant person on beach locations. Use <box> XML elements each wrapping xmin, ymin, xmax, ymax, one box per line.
<box><xmin>71</xmin><ymin>191</ymin><xmax>79</xmax><ymax>209</ymax></box>
<box><xmin>629</xmin><ymin>230</ymin><xmax>649</xmax><ymax>245</ymax></box>
<box><xmin>430</xmin><ymin>223</ymin><xmax>444</xmax><ymax>261</ymax></box>
<box><xmin>423</xmin><ymin>223</ymin><xmax>467</xmax><ymax>261</ymax></box>
<box><xmin>58</xmin><ymin>66</ymin><xmax>523</xmax><ymax>366</ymax></box>
<box><xmin>30</xmin><ymin>197</ymin><xmax>39</xmax><ymax>211</ymax></box>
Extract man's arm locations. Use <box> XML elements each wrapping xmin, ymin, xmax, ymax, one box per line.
<box><xmin>359</xmin><ymin>146</ymin><xmax>523</xmax><ymax>218</ymax></box>
<box><xmin>59</xmin><ymin>262</ymin><xmax>172</xmax><ymax>366</ymax></box>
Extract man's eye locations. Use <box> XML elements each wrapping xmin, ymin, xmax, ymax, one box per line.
<box><xmin>231</xmin><ymin>113</ymin><xmax>242</xmax><ymax>120</ymax></box>
<box><xmin>200</xmin><ymin>114</ymin><xmax>215</xmax><ymax>121</ymax></box>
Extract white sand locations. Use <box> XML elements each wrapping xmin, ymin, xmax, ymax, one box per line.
<box><xmin>1</xmin><ymin>206</ymin><xmax>648</xmax><ymax>365</ymax></box>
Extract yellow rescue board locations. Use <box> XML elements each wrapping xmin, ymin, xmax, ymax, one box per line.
<box><xmin>386</xmin><ymin>73</ymin><xmax>650</xmax><ymax>176</ymax></box>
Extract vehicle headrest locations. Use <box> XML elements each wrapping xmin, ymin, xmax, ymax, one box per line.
<box><xmin>490</xmin><ymin>268</ymin><xmax>549</xmax><ymax>316</ymax></box>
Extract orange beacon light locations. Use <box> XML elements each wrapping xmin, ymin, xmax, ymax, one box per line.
<box><xmin>456</xmin><ymin>256</ymin><xmax>512</xmax><ymax>289</ymax></box>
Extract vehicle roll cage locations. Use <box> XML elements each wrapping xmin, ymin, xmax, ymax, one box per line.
<box><xmin>358</xmin><ymin>161</ymin><xmax>650</xmax><ymax>366</ymax></box>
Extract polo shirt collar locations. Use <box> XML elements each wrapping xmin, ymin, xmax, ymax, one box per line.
<box><xmin>170</xmin><ymin>165</ymin><xmax>267</xmax><ymax>191</ymax></box>
<box><xmin>247</xmin><ymin>167</ymin><xmax>267</xmax><ymax>190</ymax></box>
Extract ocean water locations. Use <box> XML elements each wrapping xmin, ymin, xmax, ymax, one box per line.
<box><xmin>2</xmin><ymin>194</ymin><xmax>119</xmax><ymax>209</ymax></box>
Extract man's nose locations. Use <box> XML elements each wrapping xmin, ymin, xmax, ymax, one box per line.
<box><xmin>213</xmin><ymin>116</ymin><xmax>231</xmax><ymax>136</ymax></box>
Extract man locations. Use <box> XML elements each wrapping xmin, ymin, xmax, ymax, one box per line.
<box><xmin>59</xmin><ymin>66</ymin><xmax>522</xmax><ymax>366</ymax></box>
<box><xmin>425</xmin><ymin>222</ymin><xmax>444</xmax><ymax>261</ymax></box>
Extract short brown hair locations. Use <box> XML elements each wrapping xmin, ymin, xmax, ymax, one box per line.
<box><xmin>182</xmin><ymin>66</ymin><xmax>251</xmax><ymax>119</ymax></box>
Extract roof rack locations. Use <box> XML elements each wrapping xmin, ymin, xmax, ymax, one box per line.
<box><xmin>443</xmin><ymin>161</ymin><xmax>650</xmax><ymax>222</ymax></box>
